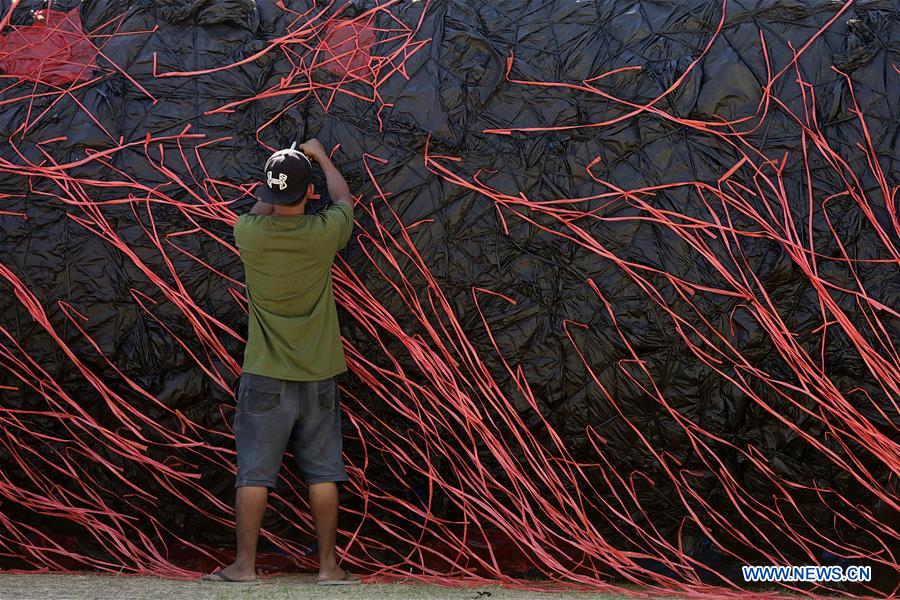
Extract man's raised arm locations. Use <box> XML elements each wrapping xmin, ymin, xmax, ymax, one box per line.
<box><xmin>299</xmin><ymin>139</ymin><xmax>352</xmax><ymax>209</ymax></box>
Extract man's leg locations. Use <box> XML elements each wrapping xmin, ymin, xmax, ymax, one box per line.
<box><xmin>309</xmin><ymin>482</ymin><xmax>342</xmax><ymax>579</ymax></box>
<box><xmin>212</xmin><ymin>485</ymin><xmax>269</xmax><ymax>580</ymax></box>
<box><xmin>295</xmin><ymin>378</ymin><xmax>357</xmax><ymax>583</ymax></box>
<box><xmin>204</xmin><ymin>373</ymin><xmax>293</xmax><ymax>582</ymax></box>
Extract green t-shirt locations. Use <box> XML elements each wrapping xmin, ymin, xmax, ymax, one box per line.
<box><xmin>234</xmin><ymin>202</ymin><xmax>353</xmax><ymax>381</ymax></box>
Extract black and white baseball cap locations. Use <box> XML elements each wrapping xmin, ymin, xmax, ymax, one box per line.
<box><xmin>257</xmin><ymin>142</ymin><xmax>312</xmax><ymax>205</ymax></box>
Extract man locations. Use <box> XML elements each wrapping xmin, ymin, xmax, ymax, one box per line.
<box><xmin>202</xmin><ymin>139</ymin><xmax>359</xmax><ymax>585</ymax></box>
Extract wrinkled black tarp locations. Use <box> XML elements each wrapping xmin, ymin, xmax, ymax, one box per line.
<box><xmin>0</xmin><ymin>0</ymin><xmax>897</xmax><ymax>590</ymax></box>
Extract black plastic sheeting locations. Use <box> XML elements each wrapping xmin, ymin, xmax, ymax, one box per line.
<box><xmin>1</xmin><ymin>0</ymin><xmax>898</xmax><ymax>591</ymax></box>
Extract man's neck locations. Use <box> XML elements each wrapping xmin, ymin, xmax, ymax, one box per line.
<box><xmin>273</xmin><ymin>202</ymin><xmax>307</xmax><ymax>217</ymax></box>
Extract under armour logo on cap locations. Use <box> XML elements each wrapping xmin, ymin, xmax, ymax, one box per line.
<box><xmin>266</xmin><ymin>171</ymin><xmax>288</xmax><ymax>190</ymax></box>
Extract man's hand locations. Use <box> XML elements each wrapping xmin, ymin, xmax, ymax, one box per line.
<box><xmin>299</xmin><ymin>138</ymin><xmax>327</xmax><ymax>163</ymax></box>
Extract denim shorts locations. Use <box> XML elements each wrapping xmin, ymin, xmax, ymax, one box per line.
<box><xmin>233</xmin><ymin>372</ymin><xmax>348</xmax><ymax>488</ymax></box>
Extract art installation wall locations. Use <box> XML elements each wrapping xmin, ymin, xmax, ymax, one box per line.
<box><xmin>0</xmin><ymin>0</ymin><xmax>897</xmax><ymax>595</ymax></box>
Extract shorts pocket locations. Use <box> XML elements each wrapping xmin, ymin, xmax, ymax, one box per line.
<box><xmin>316</xmin><ymin>378</ymin><xmax>336</xmax><ymax>411</ymax></box>
<box><xmin>239</xmin><ymin>373</ymin><xmax>284</xmax><ymax>414</ymax></box>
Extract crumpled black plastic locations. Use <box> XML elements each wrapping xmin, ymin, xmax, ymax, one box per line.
<box><xmin>0</xmin><ymin>0</ymin><xmax>897</xmax><ymax>591</ymax></box>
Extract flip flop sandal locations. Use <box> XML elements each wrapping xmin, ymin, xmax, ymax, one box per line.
<box><xmin>316</xmin><ymin>571</ymin><xmax>361</xmax><ymax>586</ymax></box>
<box><xmin>200</xmin><ymin>569</ymin><xmax>261</xmax><ymax>585</ymax></box>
